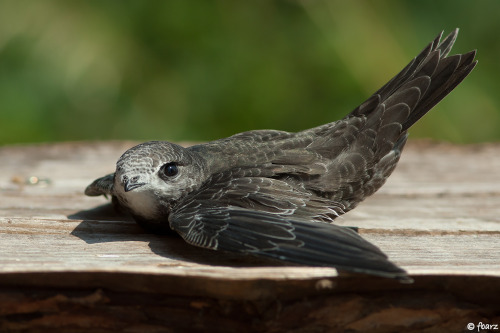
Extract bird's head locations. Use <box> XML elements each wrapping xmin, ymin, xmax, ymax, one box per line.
<box><xmin>113</xmin><ymin>141</ymin><xmax>208</xmax><ymax>223</ymax></box>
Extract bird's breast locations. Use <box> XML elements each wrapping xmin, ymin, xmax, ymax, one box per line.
<box><xmin>119</xmin><ymin>190</ymin><xmax>164</xmax><ymax>222</ymax></box>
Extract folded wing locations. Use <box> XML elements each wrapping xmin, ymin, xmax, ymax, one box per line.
<box><xmin>169</xmin><ymin>168</ymin><xmax>411</xmax><ymax>282</ymax></box>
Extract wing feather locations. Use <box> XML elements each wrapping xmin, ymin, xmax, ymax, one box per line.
<box><xmin>170</xmin><ymin>203</ymin><xmax>410</xmax><ymax>281</ymax></box>
<box><xmin>84</xmin><ymin>173</ymin><xmax>115</xmax><ymax>197</ymax></box>
<box><xmin>168</xmin><ymin>170</ymin><xmax>411</xmax><ymax>281</ymax></box>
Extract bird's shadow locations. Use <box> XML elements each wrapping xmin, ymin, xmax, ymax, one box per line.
<box><xmin>68</xmin><ymin>203</ymin><xmax>288</xmax><ymax>267</ymax></box>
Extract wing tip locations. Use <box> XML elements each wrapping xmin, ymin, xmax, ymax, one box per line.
<box><xmin>84</xmin><ymin>173</ymin><xmax>115</xmax><ymax>197</ymax></box>
<box><xmin>337</xmin><ymin>265</ymin><xmax>413</xmax><ymax>283</ymax></box>
<box><xmin>397</xmin><ymin>275</ymin><xmax>415</xmax><ymax>284</ymax></box>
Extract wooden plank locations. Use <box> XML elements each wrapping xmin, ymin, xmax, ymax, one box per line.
<box><xmin>0</xmin><ymin>141</ymin><xmax>499</xmax><ymax>332</ymax></box>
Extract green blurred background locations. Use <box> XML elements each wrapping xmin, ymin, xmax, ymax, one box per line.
<box><xmin>0</xmin><ymin>0</ymin><xmax>498</xmax><ymax>145</ymax></box>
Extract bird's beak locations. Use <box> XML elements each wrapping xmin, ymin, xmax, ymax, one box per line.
<box><xmin>124</xmin><ymin>179</ymin><xmax>146</xmax><ymax>192</ymax></box>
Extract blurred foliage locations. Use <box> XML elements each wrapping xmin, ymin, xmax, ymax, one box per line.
<box><xmin>0</xmin><ymin>0</ymin><xmax>498</xmax><ymax>145</ymax></box>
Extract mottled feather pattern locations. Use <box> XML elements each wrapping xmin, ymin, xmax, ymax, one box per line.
<box><xmin>85</xmin><ymin>29</ymin><xmax>476</xmax><ymax>282</ymax></box>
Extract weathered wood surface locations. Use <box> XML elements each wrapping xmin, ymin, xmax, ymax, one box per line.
<box><xmin>0</xmin><ymin>141</ymin><xmax>499</xmax><ymax>332</ymax></box>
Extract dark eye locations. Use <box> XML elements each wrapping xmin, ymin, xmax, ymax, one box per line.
<box><xmin>161</xmin><ymin>162</ymin><xmax>178</xmax><ymax>177</ymax></box>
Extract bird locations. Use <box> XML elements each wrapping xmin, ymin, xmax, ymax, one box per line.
<box><xmin>85</xmin><ymin>29</ymin><xmax>476</xmax><ymax>283</ymax></box>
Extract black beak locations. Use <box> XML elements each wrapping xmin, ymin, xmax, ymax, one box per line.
<box><xmin>124</xmin><ymin>180</ymin><xmax>146</xmax><ymax>192</ymax></box>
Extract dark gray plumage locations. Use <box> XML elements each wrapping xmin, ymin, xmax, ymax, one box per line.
<box><xmin>85</xmin><ymin>29</ymin><xmax>476</xmax><ymax>282</ymax></box>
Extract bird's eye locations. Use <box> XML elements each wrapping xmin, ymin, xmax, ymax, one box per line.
<box><xmin>160</xmin><ymin>162</ymin><xmax>179</xmax><ymax>177</ymax></box>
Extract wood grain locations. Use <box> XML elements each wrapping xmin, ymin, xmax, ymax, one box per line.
<box><xmin>0</xmin><ymin>141</ymin><xmax>499</xmax><ymax>332</ymax></box>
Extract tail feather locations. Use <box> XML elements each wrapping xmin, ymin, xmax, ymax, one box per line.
<box><xmin>347</xmin><ymin>28</ymin><xmax>477</xmax><ymax>132</ymax></box>
<box><xmin>405</xmin><ymin>50</ymin><xmax>476</xmax><ymax>130</ymax></box>
<box><xmin>436</xmin><ymin>28</ymin><xmax>458</xmax><ymax>57</ymax></box>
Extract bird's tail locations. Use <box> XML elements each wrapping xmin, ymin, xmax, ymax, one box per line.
<box><xmin>347</xmin><ymin>28</ymin><xmax>477</xmax><ymax>132</ymax></box>
<box><xmin>305</xmin><ymin>30</ymin><xmax>476</xmax><ymax>214</ymax></box>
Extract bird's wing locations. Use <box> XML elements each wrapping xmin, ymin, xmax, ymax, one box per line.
<box><xmin>169</xmin><ymin>168</ymin><xmax>411</xmax><ymax>281</ymax></box>
<box><xmin>177</xmin><ymin>166</ymin><xmax>344</xmax><ymax>221</ymax></box>
<box><xmin>85</xmin><ymin>173</ymin><xmax>115</xmax><ymax>197</ymax></box>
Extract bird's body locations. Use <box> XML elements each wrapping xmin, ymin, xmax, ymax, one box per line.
<box><xmin>86</xmin><ymin>30</ymin><xmax>476</xmax><ymax>282</ymax></box>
